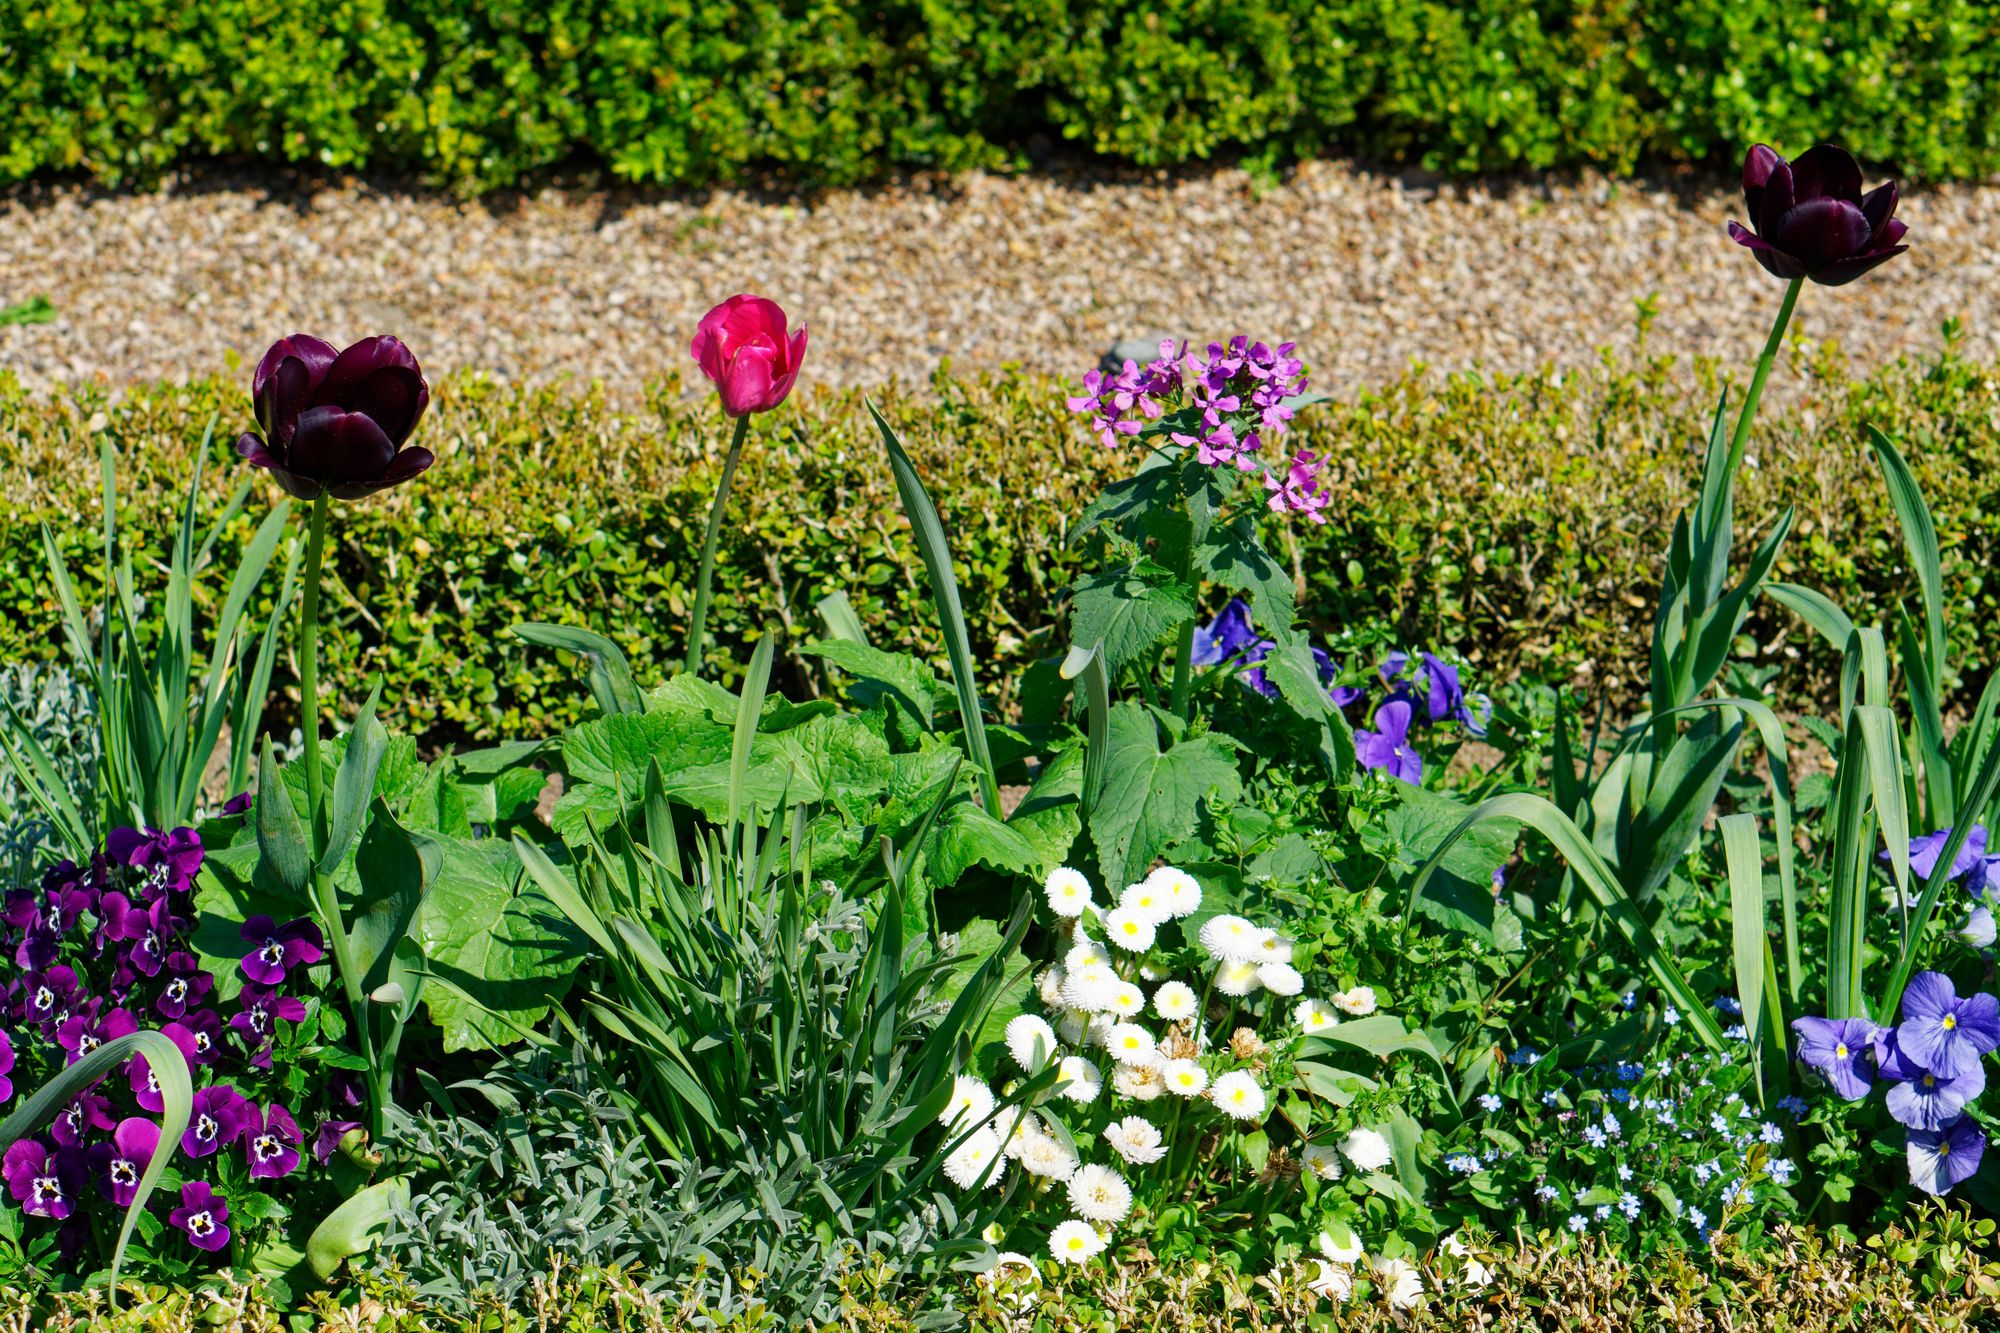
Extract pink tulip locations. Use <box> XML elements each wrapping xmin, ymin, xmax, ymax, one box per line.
<box><xmin>689</xmin><ymin>295</ymin><xmax>808</xmax><ymax>417</ymax></box>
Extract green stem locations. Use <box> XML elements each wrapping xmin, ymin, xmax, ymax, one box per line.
<box><xmin>1168</xmin><ymin>497</ymin><xmax>1200</xmax><ymax>721</ymax></box>
<box><xmin>685</xmin><ymin>413</ymin><xmax>752</xmax><ymax>676</ymax></box>
<box><xmin>1715</xmin><ymin>277</ymin><xmax>1803</xmax><ymax>526</ymax></box>
<box><xmin>299</xmin><ymin>494</ymin><xmax>382</xmax><ymax>1136</ymax></box>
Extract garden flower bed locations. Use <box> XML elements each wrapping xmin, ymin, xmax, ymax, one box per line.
<box><xmin>4</xmin><ymin>143</ymin><xmax>2000</xmax><ymax>1330</ymax></box>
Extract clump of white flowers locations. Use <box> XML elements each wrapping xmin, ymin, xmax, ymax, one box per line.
<box><xmin>935</xmin><ymin>863</ymin><xmax>1410</xmax><ymax>1270</ymax></box>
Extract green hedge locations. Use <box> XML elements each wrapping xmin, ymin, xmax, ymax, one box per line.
<box><xmin>2</xmin><ymin>343</ymin><xmax>1996</xmax><ymax>750</ymax></box>
<box><xmin>3</xmin><ymin>1</ymin><xmax>1999</xmax><ymax>191</ymax></box>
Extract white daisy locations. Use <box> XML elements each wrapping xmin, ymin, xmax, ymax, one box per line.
<box><xmin>1101</xmin><ymin>1115</ymin><xmax>1167</xmax><ymax>1166</ymax></box>
<box><xmin>1144</xmin><ymin>865</ymin><xmax>1203</xmax><ymax>917</ymax></box>
<box><xmin>943</xmin><ymin>1127</ymin><xmax>1005</xmax><ymax>1189</ymax></box>
<box><xmin>1152</xmin><ymin>980</ymin><xmax>1199</xmax><ymax>1022</ymax></box>
<box><xmin>1304</xmin><ymin>1259</ymin><xmax>1352</xmax><ymax>1302</ymax></box>
<box><xmin>1005</xmin><ymin>1014</ymin><xmax>1058</xmax><ymax>1074</ymax></box>
<box><xmin>1210</xmin><ymin>1070</ymin><xmax>1266</xmax><ymax>1121</ymax></box>
<box><xmin>1066</xmin><ymin>1163</ymin><xmax>1133</xmax><ymax>1224</ymax></box>
<box><xmin>1256</xmin><ymin>930</ymin><xmax>1295</xmax><ymax>964</ymax></box>
<box><xmin>939</xmin><ymin>1074</ymin><xmax>994</xmax><ymax>1131</ymax></box>
<box><xmin>1061</xmin><ymin>967</ymin><xmax>1119</xmax><ymax>1014</ymax></box>
<box><xmin>1044</xmin><ymin>867</ymin><xmax>1094</xmax><ymax>918</ymax></box>
<box><xmin>1105</xmin><ymin>1023</ymin><xmax>1157</xmax><ymax>1066</ymax></box>
<box><xmin>1065</xmin><ymin>939</ymin><xmax>1113</xmax><ymax>972</ymax></box>
<box><xmin>1056</xmin><ymin>1008</ymin><xmax>1090</xmax><ymax>1047</ymax></box>
<box><xmin>1161</xmin><ymin>1059</ymin><xmax>1209</xmax><ymax>1097</ymax></box>
<box><xmin>1055</xmin><ymin>1055</ymin><xmax>1103</xmax><ymax>1104</ymax></box>
<box><xmin>1339</xmin><ymin>1127</ymin><xmax>1393</xmax><ymax>1172</ymax></box>
<box><xmin>1112</xmin><ymin>1061</ymin><xmax>1165</xmax><ymax>1101</ymax></box>
<box><xmin>1301</xmin><ymin>1144</ymin><xmax>1343</xmax><ymax>1180</ymax></box>
<box><xmin>1198</xmin><ymin>914</ymin><xmax>1262</xmax><ymax>962</ymax></box>
<box><xmin>1214</xmin><ymin>958</ymin><xmax>1264</xmax><ymax>997</ymax></box>
<box><xmin>1102</xmin><ymin>907</ymin><xmax>1157</xmax><ymax>953</ymax></box>
<box><xmin>1334</xmin><ymin>985</ymin><xmax>1379</xmax><ymax>1016</ymax></box>
<box><xmin>1257</xmin><ymin>961</ymin><xmax>1304</xmax><ymax>996</ymax></box>
<box><xmin>1318</xmin><ymin>1225</ymin><xmax>1364</xmax><ymax>1264</ymax></box>
<box><xmin>1035</xmin><ymin>965</ymin><xmax>1068</xmax><ymax>1008</ymax></box>
<box><xmin>1019</xmin><ymin>1132</ymin><xmax>1079</xmax><ymax>1181</ymax></box>
<box><xmin>1371</xmin><ymin>1255</ymin><xmax>1425</xmax><ymax>1310</ymax></box>
<box><xmin>1117</xmin><ymin>881</ymin><xmax>1174</xmax><ymax>925</ymax></box>
<box><xmin>1048</xmin><ymin>1219</ymin><xmax>1106</xmax><ymax>1265</ymax></box>
<box><xmin>1294</xmin><ymin>998</ymin><xmax>1340</xmax><ymax>1033</ymax></box>
<box><xmin>1104</xmin><ymin>980</ymin><xmax>1147</xmax><ymax>1018</ymax></box>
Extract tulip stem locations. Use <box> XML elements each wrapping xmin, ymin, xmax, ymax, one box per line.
<box><xmin>686</xmin><ymin>413</ymin><xmax>752</xmax><ymax>677</ymax></box>
<box><xmin>298</xmin><ymin>493</ymin><xmax>381</xmax><ymax>1137</ymax></box>
<box><xmin>1717</xmin><ymin>276</ymin><xmax>1803</xmax><ymax>522</ymax></box>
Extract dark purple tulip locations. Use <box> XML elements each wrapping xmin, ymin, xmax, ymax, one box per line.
<box><xmin>1909</xmin><ymin>1116</ymin><xmax>1985</xmax><ymax>1196</ymax></box>
<box><xmin>245</xmin><ymin>1103</ymin><xmax>303</xmax><ymax>1180</ymax></box>
<box><xmin>1793</xmin><ymin>1015</ymin><xmax>1881</xmax><ymax>1101</ymax></box>
<box><xmin>183</xmin><ymin>1084</ymin><xmax>250</xmax><ymax>1158</ymax></box>
<box><xmin>169</xmin><ymin>1181</ymin><xmax>231</xmax><ymax>1252</ymax></box>
<box><xmin>1355</xmin><ymin>699</ymin><xmax>1422</xmax><ymax>785</ymax></box>
<box><xmin>234</xmin><ymin>334</ymin><xmax>434</xmax><ymax>501</ymax></box>
<box><xmin>1728</xmin><ymin>144</ymin><xmax>1907</xmax><ymax>287</ymax></box>
<box><xmin>88</xmin><ymin>1118</ymin><xmax>159</xmax><ymax>1208</ymax></box>
<box><xmin>1897</xmin><ymin>971</ymin><xmax>2000</xmax><ymax>1079</ymax></box>
<box><xmin>3</xmin><ymin>1141</ymin><xmax>80</xmax><ymax>1220</ymax></box>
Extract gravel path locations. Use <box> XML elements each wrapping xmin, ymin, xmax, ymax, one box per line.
<box><xmin>1</xmin><ymin>161</ymin><xmax>1995</xmax><ymax>398</ymax></box>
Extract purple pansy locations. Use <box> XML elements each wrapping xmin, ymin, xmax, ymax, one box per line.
<box><xmin>1908</xmin><ymin>1117</ymin><xmax>1985</xmax><ymax>1196</ymax></box>
<box><xmin>1355</xmin><ymin>700</ymin><xmax>1422</xmax><ymax>785</ymax></box>
<box><xmin>229</xmin><ymin>987</ymin><xmax>306</xmax><ymax>1053</ymax></box>
<box><xmin>1189</xmin><ymin>599</ymin><xmax>1278</xmax><ymax>698</ymax></box>
<box><xmin>239</xmin><ymin>915</ymin><xmax>325</xmax><ymax>987</ymax></box>
<box><xmin>20</xmin><ymin>965</ymin><xmax>81</xmax><ymax>1032</ymax></box>
<box><xmin>183</xmin><ymin>1084</ymin><xmax>251</xmax><ymax>1158</ymax></box>
<box><xmin>1792</xmin><ymin>1016</ymin><xmax>1881</xmax><ymax>1101</ymax></box>
<box><xmin>49</xmin><ymin>1092</ymin><xmax>115</xmax><ymax>1148</ymax></box>
<box><xmin>1896</xmin><ymin>971</ymin><xmax>2000</xmax><ymax>1079</ymax></box>
<box><xmin>0</xmin><ymin>1028</ymin><xmax>13</xmax><ymax>1104</ymax></box>
<box><xmin>1419</xmin><ymin>652</ymin><xmax>1489</xmax><ymax>735</ymax></box>
<box><xmin>56</xmin><ymin>1003</ymin><xmax>137</xmax><ymax>1064</ymax></box>
<box><xmin>245</xmin><ymin>1103</ymin><xmax>303</xmax><ymax>1180</ymax></box>
<box><xmin>168</xmin><ymin>1181</ymin><xmax>232</xmax><ymax>1252</ymax></box>
<box><xmin>3</xmin><ymin>1141</ymin><xmax>80</xmax><ymax>1220</ymax></box>
<box><xmin>220</xmin><ymin>790</ymin><xmax>254</xmax><ymax>816</ymax></box>
<box><xmin>313</xmin><ymin>1119</ymin><xmax>362</xmax><ymax>1165</ymax></box>
<box><xmin>87</xmin><ymin>1118</ymin><xmax>160</xmax><ymax>1208</ymax></box>
<box><xmin>128</xmin><ymin>1022</ymin><xmax>201</xmax><ymax>1112</ymax></box>
<box><xmin>1892</xmin><ymin>826</ymin><xmax>1990</xmax><ymax>883</ymax></box>
<box><xmin>154</xmin><ymin>954</ymin><xmax>214</xmax><ymax>1020</ymax></box>
<box><xmin>1884</xmin><ymin>1052</ymin><xmax>1985</xmax><ymax>1132</ymax></box>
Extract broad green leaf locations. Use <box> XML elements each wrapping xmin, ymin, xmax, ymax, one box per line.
<box><xmin>511</xmin><ymin>622</ymin><xmax>642</xmax><ymax>716</ymax></box>
<box><xmin>1868</xmin><ymin>427</ymin><xmax>1946</xmax><ymax>686</ymax></box>
<box><xmin>1261</xmin><ymin>635</ymin><xmax>1356</xmax><ymax>780</ymax></box>
<box><xmin>306</xmin><ymin>1177</ymin><xmax>411</xmax><ymax>1280</ymax></box>
<box><xmin>1622</xmin><ymin>711</ymin><xmax>1743</xmax><ymax>902</ymax></box>
<box><xmin>800</xmin><ymin>639</ymin><xmax>952</xmax><ymax>727</ymax></box>
<box><xmin>1720</xmin><ymin>813</ymin><xmax>1769</xmax><ymax>1105</ymax></box>
<box><xmin>1068</xmin><ymin>560</ymin><xmax>1195</xmax><ymax>677</ymax></box>
<box><xmin>255</xmin><ymin>735</ymin><xmax>310</xmax><ymax>900</ymax></box>
<box><xmin>1088</xmin><ymin>702</ymin><xmax>1243</xmax><ymax>888</ymax></box>
<box><xmin>1301</xmin><ymin>1018</ymin><xmax>1452</xmax><ymax>1094</ymax></box>
<box><xmin>1366</xmin><ymin>785</ymin><xmax>1516</xmax><ymax>943</ymax></box>
<box><xmin>321</xmin><ymin>682</ymin><xmax>387</xmax><ymax>873</ymax></box>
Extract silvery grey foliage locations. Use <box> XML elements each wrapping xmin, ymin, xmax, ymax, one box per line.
<box><xmin>0</xmin><ymin>663</ymin><xmax>96</xmax><ymax>885</ymax></box>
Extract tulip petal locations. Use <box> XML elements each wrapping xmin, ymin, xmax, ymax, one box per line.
<box><xmin>1742</xmin><ymin>144</ymin><xmax>1781</xmax><ymax>218</ymax></box>
<box><xmin>1771</xmin><ymin>197</ymin><xmax>1874</xmax><ymax>272</ymax></box>
<box><xmin>1810</xmin><ymin>245</ymin><xmax>1908</xmax><ymax>288</ymax></box>
<box><xmin>1727</xmin><ymin>220</ymin><xmax>1807</xmax><ymax>280</ymax></box>
<box><xmin>316</xmin><ymin>337</ymin><xmax>425</xmax><ymax>415</ymax></box>
<box><xmin>288</xmin><ymin>405</ymin><xmax>396</xmax><ymax>488</ymax></box>
<box><xmin>377</xmin><ymin>446</ymin><xmax>435</xmax><ymax>486</ymax></box>
<box><xmin>1860</xmin><ymin>181</ymin><xmax>1900</xmax><ymax>240</ymax></box>
<box><xmin>721</xmin><ymin>339</ymin><xmax>779</xmax><ymax>418</ymax></box>
<box><xmin>234</xmin><ymin>432</ymin><xmax>279</xmax><ymax>468</ymax></box>
<box><xmin>256</xmin><ymin>354</ymin><xmax>320</xmax><ymax>446</ymax></box>
<box><xmin>251</xmin><ymin>335</ymin><xmax>337</xmax><ymax>405</ymax></box>
<box><xmin>343</xmin><ymin>366</ymin><xmax>427</xmax><ymax>446</ymax></box>
<box><xmin>1756</xmin><ymin>160</ymin><xmax>1796</xmax><ymax>240</ymax></box>
<box><xmin>1789</xmin><ymin>144</ymin><xmax>1864</xmax><ymax>206</ymax></box>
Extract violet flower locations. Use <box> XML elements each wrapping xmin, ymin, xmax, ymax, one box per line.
<box><xmin>55</xmin><ymin>1003</ymin><xmax>136</xmax><ymax>1064</ymax></box>
<box><xmin>239</xmin><ymin>915</ymin><xmax>325</xmax><ymax>986</ymax></box>
<box><xmin>1355</xmin><ymin>700</ymin><xmax>1422</xmax><ymax>785</ymax></box>
<box><xmin>229</xmin><ymin>987</ymin><xmax>306</xmax><ymax>1052</ymax></box>
<box><xmin>245</xmin><ymin>1103</ymin><xmax>303</xmax><ymax>1180</ymax></box>
<box><xmin>87</xmin><ymin>1118</ymin><xmax>160</xmax><ymax>1208</ymax></box>
<box><xmin>1729</xmin><ymin>145</ymin><xmax>1907</xmax><ymax>286</ymax></box>
<box><xmin>313</xmin><ymin>1119</ymin><xmax>362</xmax><ymax>1165</ymax></box>
<box><xmin>104</xmin><ymin>826</ymin><xmax>205</xmax><ymax>894</ymax></box>
<box><xmin>50</xmin><ymin>1092</ymin><xmax>114</xmax><ymax>1148</ymax></box>
<box><xmin>129</xmin><ymin>1022</ymin><xmax>200</xmax><ymax>1113</ymax></box>
<box><xmin>1892</xmin><ymin>826</ymin><xmax>1989</xmax><ymax>883</ymax></box>
<box><xmin>1908</xmin><ymin>1117</ymin><xmax>1985</xmax><ymax>1196</ymax></box>
<box><xmin>1418</xmin><ymin>652</ymin><xmax>1489</xmax><ymax>735</ymax></box>
<box><xmin>1189</xmin><ymin>598</ymin><xmax>1277</xmax><ymax>697</ymax></box>
<box><xmin>154</xmin><ymin>954</ymin><xmax>214</xmax><ymax>1020</ymax></box>
<box><xmin>1884</xmin><ymin>1054</ymin><xmax>1985</xmax><ymax>1132</ymax></box>
<box><xmin>0</xmin><ymin>1029</ymin><xmax>12</xmax><ymax>1104</ymax></box>
<box><xmin>20</xmin><ymin>965</ymin><xmax>79</xmax><ymax>1033</ymax></box>
<box><xmin>1896</xmin><ymin>971</ymin><xmax>2000</xmax><ymax>1079</ymax></box>
<box><xmin>169</xmin><ymin>1181</ymin><xmax>232</xmax><ymax>1252</ymax></box>
<box><xmin>234</xmin><ymin>335</ymin><xmax>433</xmax><ymax>501</ymax></box>
<box><xmin>183</xmin><ymin>1084</ymin><xmax>251</xmax><ymax>1159</ymax></box>
<box><xmin>1791</xmin><ymin>1016</ymin><xmax>1881</xmax><ymax>1101</ymax></box>
<box><xmin>3</xmin><ymin>1141</ymin><xmax>80</xmax><ymax>1220</ymax></box>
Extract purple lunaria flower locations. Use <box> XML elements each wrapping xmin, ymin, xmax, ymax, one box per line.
<box><xmin>169</xmin><ymin>1181</ymin><xmax>232</xmax><ymax>1251</ymax></box>
<box><xmin>1908</xmin><ymin>1117</ymin><xmax>1985</xmax><ymax>1196</ymax></box>
<box><xmin>1896</xmin><ymin>971</ymin><xmax>2000</xmax><ymax>1079</ymax></box>
<box><xmin>1791</xmin><ymin>1016</ymin><xmax>1879</xmax><ymax>1101</ymax></box>
<box><xmin>239</xmin><ymin>914</ymin><xmax>325</xmax><ymax>986</ymax></box>
<box><xmin>1729</xmin><ymin>144</ymin><xmax>1907</xmax><ymax>286</ymax></box>
<box><xmin>87</xmin><ymin>1118</ymin><xmax>160</xmax><ymax>1208</ymax></box>
<box><xmin>1355</xmin><ymin>699</ymin><xmax>1422</xmax><ymax>785</ymax></box>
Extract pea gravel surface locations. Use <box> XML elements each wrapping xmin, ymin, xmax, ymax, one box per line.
<box><xmin>1</xmin><ymin>160</ymin><xmax>1994</xmax><ymax>399</ymax></box>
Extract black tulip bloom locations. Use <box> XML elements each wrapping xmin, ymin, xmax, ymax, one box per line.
<box><xmin>234</xmin><ymin>335</ymin><xmax>433</xmax><ymax>501</ymax></box>
<box><xmin>1727</xmin><ymin>144</ymin><xmax>1908</xmax><ymax>287</ymax></box>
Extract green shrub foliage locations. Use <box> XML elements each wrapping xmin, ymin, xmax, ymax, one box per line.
<box><xmin>2</xmin><ymin>342</ymin><xmax>1995</xmax><ymax>750</ymax></box>
<box><xmin>3</xmin><ymin>1</ymin><xmax>1999</xmax><ymax>190</ymax></box>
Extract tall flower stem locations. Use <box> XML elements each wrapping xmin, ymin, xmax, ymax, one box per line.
<box><xmin>298</xmin><ymin>494</ymin><xmax>381</xmax><ymax>1135</ymax></box>
<box><xmin>685</xmin><ymin>413</ymin><xmax>752</xmax><ymax>676</ymax></box>
<box><xmin>1715</xmin><ymin>276</ymin><xmax>1804</xmax><ymax>524</ymax></box>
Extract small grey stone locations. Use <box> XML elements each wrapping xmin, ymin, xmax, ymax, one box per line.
<box><xmin>1100</xmin><ymin>337</ymin><xmax>1170</xmax><ymax>374</ymax></box>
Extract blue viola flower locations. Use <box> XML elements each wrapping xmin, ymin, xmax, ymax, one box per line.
<box><xmin>1908</xmin><ymin>1116</ymin><xmax>1986</xmax><ymax>1196</ymax></box>
<box><xmin>1791</xmin><ymin>1016</ymin><xmax>1880</xmax><ymax>1101</ymax></box>
<box><xmin>1188</xmin><ymin>598</ymin><xmax>1277</xmax><ymax>698</ymax></box>
<box><xmin>1882</xmin><ymin>1045</ymin><xmax>1985</xmax><ymax>1132</ymax></box>
<box><xmin>1896</xmin><ymin>971</ymin><xmax>2000</xmax><ymax>1080</ymax></box>
<box><xmin>1418</xmin><ymin>652</ymin><xmax>1488</xmax><ymax>735</ymax></box>
<box><xmin>1355</xmin><ymin>699</ymin><xmax>1422</xmax><ymax>784</ymax></box>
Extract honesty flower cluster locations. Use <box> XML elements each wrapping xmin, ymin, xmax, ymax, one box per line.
<box><xmin>0</xmin><ymin>824</ymin><xmax>354</xmax><ymax>1259</ymax></box>
<box><xmin>1794</xmin><ymin>970</ymin><xmax>1999</xmax><ymax>1195</ymax></box>
<box><xmin>1065</xmin><ymin>337</ymin><xmax>1333</xmax><ymax>522</ymax></box>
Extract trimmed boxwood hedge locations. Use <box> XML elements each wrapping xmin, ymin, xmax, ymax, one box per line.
<box><xmin>2</xmin><ymin>1</ymin><xmax>1999</xmax><ymax>192</ymax></box>
<box><xmin>2</xmin><ymin>339</ymin><xmax>1995</xmax><ymax>751</ymax></box>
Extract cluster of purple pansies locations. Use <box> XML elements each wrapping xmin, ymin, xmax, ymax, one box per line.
<box><xmin>1793</xmin><ymin>970</ymin><xmax>2000</xmax><ymax>1196</ymax></box>
<box><xmin>1189</xmin><ymin>598</ymin><xmax>1485</xmax><ymax>786</ymax></box>
<box><xmin>1065</xmin><ymin>337</ymin><xmax>1334</xmax><ymax>522</ymax></box>
<box><xmin>0</xmin><ymin>824</ymin><xmax>356</xmax><ymax>1257</ymax></box>
<box><xmin>1881</xmin><ymin>824</ymin><xmax>2000</xmax><ymax>948</ymax></box>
